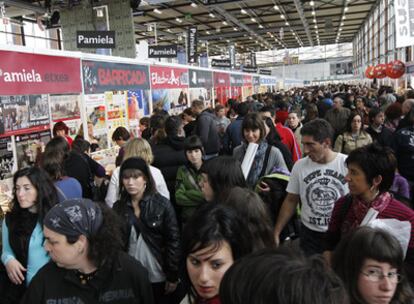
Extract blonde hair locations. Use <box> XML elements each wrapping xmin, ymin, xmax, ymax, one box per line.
<box><xmin>123</xmin><ymin>138</ymin><xmax>154</xmax><ymax>164</ymax></box>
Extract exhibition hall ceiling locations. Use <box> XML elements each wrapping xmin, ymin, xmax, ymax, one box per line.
<box><xmin>4</xmin><ymin>0</ymin><xmax>377</xmax><ymax>56</ymax></box>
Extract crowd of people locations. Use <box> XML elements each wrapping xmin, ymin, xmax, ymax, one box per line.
<box><xmin>1</xmin><ymin>83</ymin><xmax>414</xmax><ymax>304</ymax></box>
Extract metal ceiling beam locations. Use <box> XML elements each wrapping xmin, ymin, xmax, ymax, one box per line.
<box><xmin>3</xmin><ymin>0</ymin><xmax>46</xmax><ymax>14</ymax></box>
<box><xmin>292</xmin><ymin>0</ymin><xmax>314</xmax><ymax>46</ymax></box>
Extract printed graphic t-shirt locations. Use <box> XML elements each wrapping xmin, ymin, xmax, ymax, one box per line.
<box><xmin>287</xmin><ymin>153</ymin><xmax>349</xmax><ymax>232</ymax></box>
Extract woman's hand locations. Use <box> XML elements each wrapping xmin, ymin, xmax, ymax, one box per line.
<box><xmin>164</xmin><ymin>280</ymin><xmax>178</xmax><ymax>294</ymax></box>
<box><xmin>5</xmin><ymin>258</ymin><xmax>26</xmax><ymax>285</ymax></box>
<box><xmin>257</xmin><ymin>181</ymin><xmax>270</xmax><ymax>192</ymax></box>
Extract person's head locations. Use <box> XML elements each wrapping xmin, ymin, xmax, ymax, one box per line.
<box><xmin>384</xmin><ymin>103</ymin><xmax>402</xmax><ymax>121</ymax></box>
<box><xmin>149</xmin><ymin>114</ymin><xmax>167</xmax><ymax>143</ymax></box>
<box><xmin>72</xmin><ymin>137</ymin><xmax>90</xmax><ymax>155</ymax></box>
<box><xmin>43</xmin><ymin>199</ymin><xmax>122</xmax><ymax>270</ymax></box>
<box><xmin>220</xmin><ymin>248</ymin><xmax>349</xmax><ymax>304</ymax></box>
<box><xmin>199</xmin><ymin>156</ymin><xmax>246</xmax><ymax>202</ymax></box>
<box><xmin>215</xmin><ymin>104</ymin><xmax>226</xmax><ymax>118</ymax></box>
<box><xmin>182</xmin><ymin>108</ymin><xmax>195</xmax><ymax>123</ymax></box>
<box><xmin>345</xmin><ymin>143</ymin><xmax>396</xmax><ymax>196</ymax></box>
<box><xmin>223</xmin><ymin>187</ymin><xmax>275</xmax><ymax>250</ymax></box>
<box><xmin>355</xmin><ymin>96</ymin><xmax>367</xmax><ymax>110</ymax></box>
<box><xmin>183</xmin><ymin>203</ymin><xmax>254</xmax><ymax>300</ymax></box>
<box><xmin>332</xmin><ymin>227</ymin><xmax>413</xmax><ymax>304</ymax></box>
<box><xmin>191</xmin><ymin>99</ymin><xmax>205</xmax><ymax>115</ymax></box>
<box><xmin>368</xmin><ymin>107</ymin><xmax>385</xmax><ymax>127</ymax></box>
<box><xmin>242</xmin><ymin>112</ymin><xmax>267</xmax><ymax>144</ymax></box>
<box><xmin>259</xmin><ymin>106</ymin><xmax>275</xmax><ymax>121</ymax></box>
<box><xmin>184</xmin><ymin>135</ymin><xmax>204</xmax><ymax>168</ymax></box>
<box><xmin>287</xmin><ymin>111</ymin><xmax>301</xmax><ymax>129</ymax></box>
<box><xmin>406</xmin><ymin>107</ymin><xmax>414</xmax><ymax>126</ymax></box>
<box><xmin>263</xmin><ymin>116</ymin><xmax>281</xmax><ymax>142</ymax></box>
<box><xmin>346</xmin><ymin>112</ymin><xmax>363</xmax><ymax>133</ymax></box>
<box><xmin>12</xmin><ymin>167</ymin><xmax>58</xmax><ymax>222</ymax></box>
<box><xmin>111</xmin><ymin>127</ymin><xmax>130</xmax><ymax>146</ymax></box>
<box><xmin>305</xmin><ymin>103</ymin><xmax>319</xmax><ymax>119</ymax></box>
<box><xmin>119</xmin><ymin>157</ymin><xmax>155</xmax><ymax>202</ymax></box>
<box><xmin>139</xmin><ymin>117</ymin><xmax>150</xmax><ymax>132</ymax></box>
<box><xmin>165</xmin><ymin>115</ymin><xmax>184</xmax><ymax>138</ymax></box>
<box><xmin>123</xmin><ymin>138</ymin><xmax>154</xmax><ymax>165</ymax></box>
<box><xmin>236</xmin><ymin>102</ymin><xmax>250</xmax><ymax>117</ymax></box>
<box><xmin>42</xmin><ymin>136</ymin><xmax>70</xmax><ymax>180</ymax></box>
<box><xmin>300</xmin><ymin>119</ymin><xmax>334</xmax><ymax>163</ymax></box>
<box><xmin>333</xmin><ymin>96</ymin><xmax>344</xmax><ymax>110</ymax></box>
<box><xmin>402</xmin><ymin>99</ymin><xmax>414</xmax><ymax>115</ymax></box>
<box><xmin>53</xmin><ymin>121</ymin><xmax>69</xmax><ymax>137</ymax></box>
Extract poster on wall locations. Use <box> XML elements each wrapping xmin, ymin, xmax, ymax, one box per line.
<box><xmin>253</xmin><ymin>76</ymin><xmax>260</xmax><ymax>94</ymax></box>
<box><xmin>213</xmin><ymin>72</ymin><xmax>231</xmax><ymax>106</ymax></box>
<box><xmin>0</xmin><ymin>138</ymin><xmax>14</xmax><ymax>180</ymax></box>
<box><xmin>230</xmin><ymin>74</ymin><xmax>243</xmax><ymax>101</ymax></box>
<box><xmin>0</xmin><ymin>94</ymin><xmax>50</xmax><ymax>137</ymax></box>
<box><xmin>242</xmin><ymin>75</ymin><xmax>253</xmax><ymax>100</ymax></box>
<box><xmin>189</xmin><ymin>69</ymin><xmax>213</xmax><ymax>108</ymax></box>
<box><xmin>85</xmin><ymin>94</ymin><xmax>108</xmax><ymax>149</ymax></box>
<box><xmin>150</xmin><ymin>66</ymin><xmax>189</xmax><ymax>114</ymax></box>
<box><xmin>394</xmin><ymin>0</ymin><xmax>414</xmax><ymax>48</ymax></box>
<box><xmin>15</xmin><ymin>131</ymin><xmax>50</xmax><ymax>169</ymax></box>
<box><xmin>82</xmin><ymin>60</ymin><xmax>150</xmax><ymax>94</ymax></box>
<box><xmin>50</xmin><ymin>94</ymin><xmax>82</xmax><ymax>139</ymax></box>
<box><xmin>128</xmin><ymin>90</ymin><xmax>150</xmax><ymax>137</ymax></box>
<box><xmin>106</xmin><ymin>91</ymin><xmax>128</xmax><ymax>146</ymax></box>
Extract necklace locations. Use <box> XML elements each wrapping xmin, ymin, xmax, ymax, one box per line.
<box><xmin>76</xmin><ymin>269</ymin><xmax>98</xmax><ymax>285</ymax></box>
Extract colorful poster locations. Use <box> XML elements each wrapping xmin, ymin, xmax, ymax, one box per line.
<box><xmin>82</xmin><ymin>60</ymin><xmax>150</xmax><ymax>94</ymax></box>
<box><xmin>15</xmin><ymin>131</ymin><xmax>50</xmax><ymax>169</ymax></box>
<box><xmin>242</xmin><ymin>75</ymin><xmax>253</xmax><ymax>100</ymax></box>
<box><xmin>0</xmin><ymin>138</ymin><xmax>14</xmax><ymax>180</ymax></box>
<box><xmin>85</xmin><ymin>94</ymin><xmax>108</xmax><ymax>149</ymax></box>
<box><xmin>50</xmin><ymin>95</ymin><xmax>81</xmax><ymax>121</ymax></box>
<box><xmin>106</xmin><ymin>91</ymin><xmax>128</xmax><ymax>146</ymax></box>
<box><xmin>150</xmin><ymin>66</ymin><xmax>189</xmax><ymax>90</ymax></box>
<box><xmin>128</xmin><ymin>90</ymin><xmax>150</xmax><ymax>136</ymax></box>
<box><xmin>0</xmin><ymin>94</ymin><xmax>50</xmax><ymax>137</ymax></box>
<box><xmin>189</xmin><ymin>69</ymin><xmax>213</xmax><ymax>89</ymax></box>
<box><xmin>0</xmin><ymin>50</ymin><xmax>82</xmax><ymax>95</ymax></box>
<box><xmin>189</xmin><ymin>88</ymin><xmax>213</xmax><ymax>108</ymax></box>
<box><xmin>152</xmin><ymin>88</ymin><xmax>189</xmax><ymax>115</ymax></box>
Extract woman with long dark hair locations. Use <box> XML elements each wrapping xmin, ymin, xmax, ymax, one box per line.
<box><xmin>1</xmin><ymin>167</ymin><xmax>58</xmax><ymax>303</ymax></box>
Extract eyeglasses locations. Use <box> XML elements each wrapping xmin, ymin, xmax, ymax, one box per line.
<box><xmin>361</xmin><ymin>269</ymin><xmax>401</xmax><ymax>283</ymax></box>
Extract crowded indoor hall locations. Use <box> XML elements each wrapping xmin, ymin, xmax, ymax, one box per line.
<box><xmin>0</xmin><ymin>0</ymin><xmax>414</xmax><ymax>303</ymax></box>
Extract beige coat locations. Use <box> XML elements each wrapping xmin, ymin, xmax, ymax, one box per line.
<box><xmin>334</xmin><ymin>131</ymin><xmax>373</xmax><ymax>155</ymax></box>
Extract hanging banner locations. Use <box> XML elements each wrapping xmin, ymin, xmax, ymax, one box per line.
<box><xmin>230</xmin><ymin>74</ymin><xmax>243</xmax><ymax>87</ymax></box>
<box><xmin>213</xmin><ymin>72</ymin><xmax>230</xmax><ymax>88</ymax></box>
<box><xmin>212</xmin><ymin>59</ymin><xmax>231</xmax><ymax>68</ymax></box>
<box><xmin>229</xmin><ymin>44</ymin><xmax>236</xmax><ymax>69</ymax></box>
<box><xmin>259</xmin><ymin>69</ymin><xmax>272</xmax><ymax>75</ymax></box>
<box><xmin>148</xmin><ymin>45</ymin><xmax>178</xmax><ymax>58</ymax></box>
<box><xmin>189</xmin><ymin>69</ymin><xmax>213</xmax><ymax>88</ymax></box>
<box><xmin>0</xmin><ymin>95</ymin><xmax>50</xmax><ymax>138</ymax></box>
<box><xmin>394</xmin><ymin>0</ymin><xmax>414</xmax><ymax>48</ymax></box>
<box><xmin>260</xmin><ymin>76</ymin><xmax>277</xmax><ymax>85</ymax></box>
<box><xmin>0</xmin><ymin>50</ymin><xmax>81</xmax><ymax>95</ymax></box>
<box><xmin>82</xmin><ymin>60</ymin><xmax>150</xmax><ymax>94</ymax></box>
<box><xmin>187</xmin><ymin>26</ymin><xmax>198</xmax><ymax>63</ymax></box>
<box><xmin>250</xmin><ymin>52</ymin><xmax>257</xmax><ymax>67</ymax></box>
<box><xmin>242</xmin><ymin>66</ymin><xmax>257</xmax><ymax>73</ymax></box>
<box><xmin>150</xmin><ymin>66</ymin><xmax>189</xmax><ymax>89</ymax></box>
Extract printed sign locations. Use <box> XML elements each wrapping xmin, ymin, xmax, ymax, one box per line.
<box><xmin>230</xmin><ymin>74</ymin><xmax>243</xmax><ymax>87</ymax></box>
<box><xmin>150</xmin><ymin>66</ymin><xmax>189</xmax><ymax>89</ymax></box>
<box><xmin>188</xmin><ymin>27</ymin><xmax>198</xmax><ymax>63</ymax></box>
<box><xmin>242</xmin><ymin>66</ymin><xmax>257</xmax><ymax>73</ymax></box>
<box><xmin>189</xmin><ymin>69</ymin><xmax>213</xmax><ymax>88</ymax></box>
<box><xmin>250</xmin><ymin>52</ymin><xmax>257</xmax><ymax>67</ymax></box>
<box><xmin>212</xmin><ymin>59</ymin><xmax>231</xmax><ymax>68</ymax></box>
<box><xmin>77</xmin><ymin>31</ymin><xmax>116</xmax><ymax>48</ymax></box>
<box><xmin>259</xmin><ymin>69</ymin><xmax>272</xmax><ymax>76</ymax></box>
<box><xmin>260</xmin><ymin>76</ymin><xmax>277</xmax><ymax>85</ymax></box>
<box><xmin>82</xmin><ymin>60</ymin><xmax>150</xmax><ymax>94</ymax></box>
<box><xmin>253</xmin><ymin>76</ymin><xmax>260</xmax><ymax>86</ymax></box>
<box><xmin>0</xmin><ymin>50</ymin><xmax>81</xmax><ymax>95</ymax></box>
<box><xmin>148</xmin><ymin>45</ymin><xmax>178</xmax><ymax>58</ymax></box>
<box><xmin>229</xmin><ymin>45</ymin><xmax>236</xmax><ymax>69</ymax></box>
<box><xmin>213</xmin><ymin>72</ymin><xmax>230</xmax><ymax>88</ymax></box>
<box><xmin>243</xmin><ymin>75</ymin><xmax>252</xmax><ymax>86</ymax></box>
<box><xmin>394</xmin><ymin>0</ymin><xmax>414</xmax><ymax>48</ymax></box>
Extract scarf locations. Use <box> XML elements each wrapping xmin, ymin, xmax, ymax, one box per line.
<box><xmin>196</xmin><ymin>295</ymin><xmax>221</xmax><ymax>304</ymax></box>
<box><xmin>342</xmin><ymin>192</ymin><xmax>392</xmax><ymax>234</ymax></box>
<box><xmin>242</xmin><ymin>140</ymin><xmax>269</xmax><ymax>188</ymax></box>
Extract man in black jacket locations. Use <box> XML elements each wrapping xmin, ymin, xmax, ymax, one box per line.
<box><xmin>191</xmin><ymin>99</ymin><xmax>220</xmax><ymax>159</ymax></box>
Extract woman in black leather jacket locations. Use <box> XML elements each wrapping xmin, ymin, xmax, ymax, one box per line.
<box><xmin>113</xmin><ymin>157</ymin><xmax>182</xmax><ymax>304</ymax></box>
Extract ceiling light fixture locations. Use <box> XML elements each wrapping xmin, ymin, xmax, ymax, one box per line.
<box><xmin>222</xmin><ymin>21</ymin><xmax>228</xmax><ymax>25</ymax></box>
<box><xmin>233</xmin><ymin>27</ymin><xmax>238</xmax><ymax>31</ymax></box>
<box><xmin>175</xmin><ymin>18</ymin><xmax>182</xmax><ymax>23</ymax></box>
<box><xmin>153</xmin><ymin>8</ymin><xmax>162</xmax><ymax>14</ymax></box>
<box><xmin>285</xmin><ymin>21</ymin><xmax>289</xmax><ymax>25</ymax></box>
<box><xmin>259</xmin><ymin>24</ymin><xmax>263</xmax><ymax>28</ymax></box>
<box><xmin>311</xmin><ymin>11</ymin><xmax>315</xmax><ymax>15</ymax></box>
<box><xmin>209</xmin><ymin>13</ymin><xmax>215</xmax><ymax>18</ymax></box>
<box><xmin>251</xmin><ymin>17</ymin><xmax>256</xmax><ymax>22</ymax></box>
<box><xmin>274</xmin><ymin>5</ymin><xmax>279</xmax><ymax>10</ymax></box>
<box><xmin>241</xmin><ymin>8</ymin><xmax>247</xmax><ymax>14</ymax></box>
<box><xmin>191</xmin><ymin>2</ymin><xmax>198</xmax><ymax>8</ymax></box>
<box><xmin>280</xmin><ymin>14</ymin><xmax>285</xmax><ymax>19</ymax></box>
<box><xmin>310</xmin><ymin>1</ymin><xmax>315</xmax><ymax>6</ymax></box>
<box><xmin>345</xmin><ymin>7</ymin><xmax>349</xmax><ymax>12</ymax></box>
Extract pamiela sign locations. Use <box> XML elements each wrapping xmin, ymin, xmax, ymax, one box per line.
<box><xmin>77</xmin><ymin>31</ymin><xmax>116</xmax><ymax>49</ymax></box>
<box><xmin>148</xmin><ymin>45</ymin><xmax>178</xmax><ymax>58</ymax></box>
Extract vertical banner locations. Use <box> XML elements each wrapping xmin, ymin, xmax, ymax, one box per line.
<box><xmin>188</xmin><ymin>26</ymin><xmax>198</xmax><ymax>64</ymax></box>
<box><xmin>250</xmin><ymin>52</ymin><xmax>257</xmax><ymax>67</ymax></box>
<box><xmin>394</xmin><ymin>0</ymin><xmax>414</xmax><ymax>48</ymax></box>
<box><xmin>229</xmin><ymin>44</ymin><xmax>236</xmax><ymax>69</ymax></box>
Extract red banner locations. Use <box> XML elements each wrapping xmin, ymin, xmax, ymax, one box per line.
<box><xmin>150</xmin><ymin>66</ymin><xmax>189</xmax><ymax>89</ymax></box>
<box><xmin>213</xmin><ymin>72</ymin><xmax>230</xmax><ymax>88</ymax></box>
<box><xmin>0</xmin><ymin>50</ymin><xmax>82</xmax><ymax>95</ymax></box>
<box><xmin>243</xmin><ymin>75</ymin><xmax>252</xmax><ymax>86</ymax></box>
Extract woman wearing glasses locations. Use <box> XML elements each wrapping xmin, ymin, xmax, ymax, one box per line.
<box><xmin>332</xmin><ymin>227</ymin><xmax>414</xmax><ymax>304</ymax></box>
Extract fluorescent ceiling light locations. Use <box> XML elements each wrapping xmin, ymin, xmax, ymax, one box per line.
<box><xmin>191</xmin><ymin>2</ymin><xmax>198</xmax><ymax>7</ymax></box>
<box><xmin>274</xmin><ymin>5</ymin><xmax>279</xmax><ymax>10</ymax></box>
<box><xmin>175</xmin><ymin>18</ymin><xmax>182</xmax><ymax>23</ymax></box>
<box><xmin>241</xmin><ymin>9</ymin><xmax>247</xmax><ymax>14</ymax></box>
<box><xmin>251</xmin><ymin>17</ymin><xmax>256</xmax><ymax>22</ymax></box>
<box><xmin>209</xmin><ymin>13</ymin><xmax>215</xmax><ymax>18</ymax></box>
<box><xmin>153</xmin><ymin>8</ymin><xmax>162</xmax><ymax>14</ymax></box>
